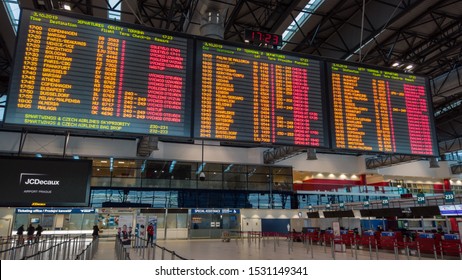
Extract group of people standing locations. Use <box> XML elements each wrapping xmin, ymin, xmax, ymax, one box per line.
<box><xmin>16</xmin><ymin>224</ymin><xmax>43</xmax><ymax>245</ymax></box>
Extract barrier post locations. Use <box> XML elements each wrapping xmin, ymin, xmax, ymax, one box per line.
<box><xmin>273</xmin><ymin>235</ymin><xmax>277</xmax><ymax>252</ymax></box>
<box><xmin>406</xmin><ymin>244</ymin><xmax>410</xmax><ymax>260</ymax></box>
<box><xmin>323</xmin><ymin>235</ymin><xmax>327</xmax><ymax>253</ymax></box>
<box><xmin>310</xmin><ymin>237</ymin><xmax>314</xmax><ymax>259</ymax></box>
<box><xmin>331</xmin><ymin>239</ymin><xmax>335</xmax><ymax>260</ymax></box>
<box><xmin>459</xmin><ymin>244</ymin><xmax>461</xmax><ymax>260</ymax></box>
<box><xmin>171</xmin><ymin>251</ymin><xmax>175</xmax><ymax>260</ymax></box>
<box><xmin>147</xmin><ymin>244</ymin><xmax>152</xmax><ymax>260</ymax></box>
<box><xmin>287</xmin><ymin>236</ymin><xmax>290</xmax><ymax>255</ymax></box>
<box><xmin>439</xmin><ymin>242</ymin><xmax>444</xmax><ymax>260</ymax></box>
<box><xmin>354</xmin><ymin>239</ymin><xmax>358</xmax><ymax>260</ymax></box>
<box><xmin>305</xmin><ymin>235</ymin><xmax>309</xmax><ymax>254</ymax></box>
<box><xmin>368</xmin><ymin>238</ymin><xmax>373</xmax><ymax>260</ymax></box>
<box><xmin>161</xmin><ymin>247</ymin><xmax>166</xmax><ymax>260</ymax></box>
<box><xmin>375</xmin><ymin>239</ymin><xmax>379</xmax><ymax>260</ymax></box>
<box><xmin>394</xmin><ymin>241</ymin><xmax>398</xmax><ymax>260</ymax></box>
<box><xmin>417</xmin><ymin>241</ymin><xmax>421</xmax><ymax>260</ymax></box>
<box><xmin>350</xmin><ymin>237</ymin><xmax>354</xmax><ymax>258</ymax></box>
<box><xmin>433</xmin><ymin>244</ymin><xmax>437</xmax><ymax>260</ymax></box>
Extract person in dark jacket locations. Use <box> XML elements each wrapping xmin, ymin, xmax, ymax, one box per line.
<box><xmin>27</xmin><ymin>224</ymin><xmax>35</xmax><ymax>244</ymax></box>
<box><xmin>16</xmin><ymin>225</ymin><xmax>25</xmax><ymax>245</ymax></box>
<box><xmin>35</xmin><ymin>224</ymin><xmax>43</xmax><ymax>242</ymax></box>
<box><xmin>92</xmin><ymin>225</ymin><xmax>100</xmax><ymax>240</ymax></box>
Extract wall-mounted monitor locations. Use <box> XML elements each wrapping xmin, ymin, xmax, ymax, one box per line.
<box><xmin>194</xmin><ymin>40</ymin><xmax>328</xmax><ymax>147</ymax></box>
<box><xmin>328</xmin><ymin>62</ymin><xmax>438</xmax><ymax>156</ymax></box>
<box><xmin>5</xmin><ymin>9</ymin><xmax>192</xmax><ymax>137</ymax></box>
<box><xmin>0</xmin><ymin>157</ymin><xmax>91</xmax><ymax>207</ymax></box>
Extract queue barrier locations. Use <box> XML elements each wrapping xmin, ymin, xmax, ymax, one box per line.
<box><xmin>0</xmin><ymin>234</ymin><xmax>91</xmax><ymax>260</ymax></box>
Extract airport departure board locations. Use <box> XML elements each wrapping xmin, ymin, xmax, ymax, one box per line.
<box><xmin>329</xmin><ymin>63</ymin><xmax>438</xmax><ymax>156</ymax></box>
<box><xmin>5</xmin><ymin>10</ymin><xmax>192</xmax><ymax>137</ymax></box>
<box><xmin>194</xmin><ymin>41</ymin><xmax>327</xmax><ymax>146</ymax></box>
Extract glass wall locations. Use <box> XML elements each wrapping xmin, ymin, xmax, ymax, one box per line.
<box><xmin>89</xmin><ymin>159</ymin><xmax>293</xmax><ymax>209</ymax></box>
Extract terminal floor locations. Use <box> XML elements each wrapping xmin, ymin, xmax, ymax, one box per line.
<box><xmin>92</xmin><ymin>238</ymin><xmax>440</xmax><ymax>260</ymax></box>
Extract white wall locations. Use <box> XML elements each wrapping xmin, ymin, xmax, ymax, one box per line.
<box><xmin>151</xmin><ymin>141</ymin><xmax>266</xmax><ymax>164</ymax></box>
<box><xmin>278</xmin><ymin>153</ymin><xmax>365</xmax><ymax>174</ymax></box>
<box><xmin>376</xmin><ymin>160</ymin><xmax>453</xmax><ymax>179</ymax></box>
<box><xmin>0</xmin><ymin>131</ymin><xmax>137</xmax><ymax>157</ymax></box>
<box><xmin>0</xmin><ymin>208</ymin><xmax>15</xmax><ymax>237</ymax></box>
<box><xmin>0</xmin><ymin>130</ymin><xmax>455</xmax><ymax>181</ymax></box>
<box><xmin>280</xmin><ymin>152</ymin><xmax>454</xmax><ymax>180</ymax></box>
<box><xmin>240</xmin><ymin>209</ymin><xmax>299</xmax><ymax>220</ymax></box>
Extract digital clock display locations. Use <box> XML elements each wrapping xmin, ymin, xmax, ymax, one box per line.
<box><xmin>245</xmin><ymin>29</ymin><xmax>282</xmax><ymax>46</ymax></box>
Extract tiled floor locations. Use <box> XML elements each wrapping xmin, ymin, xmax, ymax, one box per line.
<box><xmin>92</xmin><ymin>237</ymin><xmax>443</xmax><ymax>260</ymax></box>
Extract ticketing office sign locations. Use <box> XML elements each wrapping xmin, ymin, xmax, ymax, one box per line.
<box><xmin>16</xmin><ymin>208</ymin><xmax>95</xmax><ymax>214</ymax></box>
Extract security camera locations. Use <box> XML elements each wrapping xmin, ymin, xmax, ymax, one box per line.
<box><xmin>199</xmin><ymin>172</ymin><xmax>206</xmax><ymax>181</ymax></box>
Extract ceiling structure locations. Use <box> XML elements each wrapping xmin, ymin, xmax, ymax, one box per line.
<box><xmin>0</xmin><ymin>0</ymin><xmax>461</xmax><ymax>167</ymax></box>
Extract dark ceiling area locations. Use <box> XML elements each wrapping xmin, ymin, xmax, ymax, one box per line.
<box><xmin>0</xmin><ymin>0</ymin><xmax>461</xmax><ymax>161</ymax></box>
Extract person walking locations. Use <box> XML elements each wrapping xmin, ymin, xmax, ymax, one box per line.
<box><xmin>92</xmin><ymin>225</ymin><xmax>100</xmax><ymax>240</ymax></box>
<box><xmin>35</xmin><ymin>224</ymin><xmax>43</xmax><ymax>242</ymax></box>
<box><xmin>147</xmin><ymin>223</ymin><xmax>154</xmax><ymax>247</ymax></box>
<box><xmin>16</xmin><ymin>225</ymin><xmax>25</xmax><ymax>245</ymax></box>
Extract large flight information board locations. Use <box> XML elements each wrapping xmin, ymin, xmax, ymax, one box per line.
<box><xmin>194</xmin><ymin>41</ymin><xmax>327</xmax><ymax>146</ymax></box>
<box><xmin>329</xmin><ymin>63</ymin><xmax>438</xmax><ymax>156</ymax></box>
<box><xmin>5</xmin><ymin>10</ymin><xmax>192</xmax><ymax>137</ymax></box>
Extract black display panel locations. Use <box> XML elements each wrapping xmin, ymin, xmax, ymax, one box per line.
<box><xmin>5</xmin><ymin>10</ymin><xmax>192</xmax><ymax>137</ymax></box>
<box><xmin>307</xmin><ymin>212</ymin><xmax>320</xmax><ymax>218</ymax></box>
<box><xmin>323</xmin><ymin>210</ymin><xmax>354</xmax><ymax>218</ymax></box>
<box><xmin>329</xmin><ymin>63</ymin><xmax>438</xmax><ymax>156</ymax></box>
<box><xmin>0</xmin><ymin>157</ymin><xmax>91</xmax><ymax>207</ymax></box>
<box><xmin>194</xmin><ymin>40</ymin><xmax>327</xmax><ymax>147</ymax></box>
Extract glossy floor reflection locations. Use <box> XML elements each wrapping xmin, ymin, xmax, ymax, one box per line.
<box><xmin>93</xmin><ymin>237</ymin><xmax>444</xmax><ymax>260</ymax></box>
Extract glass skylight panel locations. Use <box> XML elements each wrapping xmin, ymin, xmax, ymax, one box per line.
<box><xmin>281</xmin><ymin>0</ymin><xmax>324</xmax><ymax>49</ymax></box>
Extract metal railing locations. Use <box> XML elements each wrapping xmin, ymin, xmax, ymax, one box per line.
<box><xmin>130</xmin><ymin>236</ymin><xmax>188</xmax><ymax>260</ymax></box>
<box><xmin>0</xmin><ymin>234</ymin><xmax>92</xmax><ymax>260</ymax></box>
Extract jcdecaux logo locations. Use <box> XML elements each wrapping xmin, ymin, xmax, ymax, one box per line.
<box><xmin>20</xmin><ymin>173</ymin><xmax>60</xmax><ymax>186</ymax></box>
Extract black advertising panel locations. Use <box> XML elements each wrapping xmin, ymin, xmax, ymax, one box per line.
<box><xmin>0</xmin><ymin>157</ymin><xmax>91</xmax><ymax>207</ymax></box>
<box><xmin>360</xmin><ymin>208</ymin><xmax>408</xmax><ymax>218</ymax></box>
<box><xmin>194</xmin><ymin>40</ymin><xmax>327</xmax><ymax>147</ymax></box>
<box><xmin>411</xmin><ymin>206</ymin><xmax>440</xmax><ymax>217</ymax></box>
<box><xmin>323</xmin><ymin>210</ymin><xmax>354</xmax><ymax>218</ymax></box>
<box><xmin>5</xmin><ymin>10</ymin><xmax>192</xmax><ymax>137</ymax></box>
<box><xmin>329</xmin><ymin>63</ymin><xmax>438</xmax><ymax>156</ymax></box>
<box><xmin>307</xmin><ymin>212</ymin><xmax>320</xmax><ymax>218</ymax></box>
